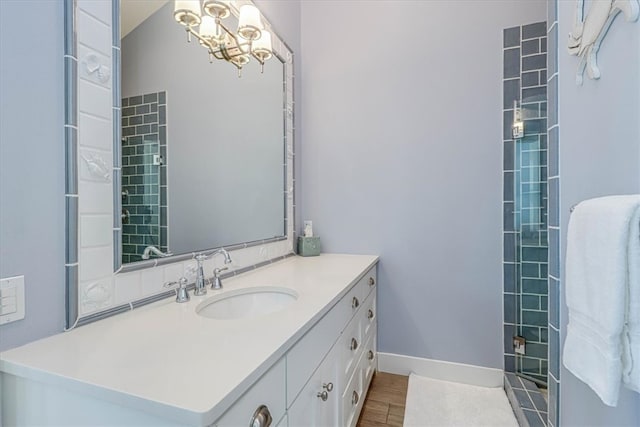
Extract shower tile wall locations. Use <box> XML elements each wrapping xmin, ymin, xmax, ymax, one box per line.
<box><xmin>121</xmin><ymin>92</ymin><xmax>168</xmax><ymax>263</ymax></box>
<box><xmin>503</xmin><ymin>21</ymin><xmax>548</xmax><ymax>383</ymax></box>
<box><xmin>546</xmin><ymin>1</ymin><xmax>560</xmax><ymax>425</ymax></box>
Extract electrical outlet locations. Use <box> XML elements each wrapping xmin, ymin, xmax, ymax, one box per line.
<box><xmin>514</xmin><ymin>336</ymin><xmax>526</xmax><ymax>355</ymax></box>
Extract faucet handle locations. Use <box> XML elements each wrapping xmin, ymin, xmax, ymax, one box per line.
<box><xmin>175</xmin><ymin>277</ymin><xmax>190</xmax><ymax>303</ymax></box>
<box><xmin>164</xmin><ymin>277</ymin><xmax>188</xmax><ymax>287</ymax></box>
<box><xmin>213</xmin><ymin>266</ymin><xmax>228</xmax><ymax>277</ymax></box>
<box><xmin>211</xmin><ymin>267</ymin><xmax>228</xmax><ymax>290</ymax></box>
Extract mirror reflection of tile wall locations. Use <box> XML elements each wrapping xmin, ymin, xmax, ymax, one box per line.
<box><xmin>121</xmin><ymin>91</ymin><xmax>168</xmax><ymax>263</ymax></box>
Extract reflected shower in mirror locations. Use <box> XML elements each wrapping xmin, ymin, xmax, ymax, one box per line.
<box><xmin>120</xmin><ymin>0</ymin><xmax>285</xmax><ymax>265</ymax></box>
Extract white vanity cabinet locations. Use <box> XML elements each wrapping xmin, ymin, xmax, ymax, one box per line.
<box><xmin>286</xmin><ymin>265</ymin><xmax>377</xmax><ymax>427</ymax></box>
<box><xmin>0</xmin><ymin>255</ymin><xmax>378</xmax><ymax>427</ymax></box>
<box><xmin>210</xmin><ymin>264</ymin><xmax>377</xmax><ymax>427</ymax></box>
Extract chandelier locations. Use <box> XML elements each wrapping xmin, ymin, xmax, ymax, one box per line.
<box><xmin>173</xmin><ymin>1</ymin><xmax>273</xmax><ymax>75</ymax></box>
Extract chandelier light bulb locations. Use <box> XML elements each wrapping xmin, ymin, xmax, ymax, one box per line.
<box><xmin>202</xmin><ymin>0</ymin><xmax>231</xmax><ymax>19</ymax></box>
<box><xmin>252</xmin><ymin>30</ymin><xmax>272</xmax><ymax>62</ymax></box>
<box><xmin>238</xmin><ymin>5</ymin><xmax>262</xmax><ymax>40</ymax></box>
<box><xmin>238</xmin><ymin>39</ymin><xmax>251</xmax><ymax>54</ymax></box>
<box><xmin>199</xmin><ymin>15</ymin><xmax>220</xmax><ymax>47</ymax></box>
<box><xmin>174</xmin><ymin>0</ymin><xmax>202</xmax><ymax>27</ymax></box>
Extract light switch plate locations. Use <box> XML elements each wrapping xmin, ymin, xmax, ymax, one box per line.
<box><xmin>0</xmin><ymin>275</ymin><xmax>25</xmax><ymax>325</ymax></box>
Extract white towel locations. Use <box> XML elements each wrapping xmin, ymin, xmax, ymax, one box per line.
<box><xmin>622</xmin><ymin>195</ymin><xmax>640</xmax><ymax>393</ymax></box>
<box><xmin>563</xmin><ymin>195</ymin><xmax>640</xmax><ymax>407</ymax></box>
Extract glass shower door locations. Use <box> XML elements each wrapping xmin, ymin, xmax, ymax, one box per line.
<box><xmin>513</xmin><ymin>99</ymin><xmax>549</xmax><ymax>386</ymax></box>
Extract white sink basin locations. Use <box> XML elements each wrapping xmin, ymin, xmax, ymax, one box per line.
<box><xmin>196</xmin><ymin>287</ymin><xmax>298</xmax><ymax>320</ymax></box>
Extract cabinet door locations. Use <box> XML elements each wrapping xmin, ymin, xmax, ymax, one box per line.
<box><xmin>214</xmin><ymin>358</ymin><xmax>286</xmax><ymax>427</ymax></box>
<box><xmin>288</xmin><ymin>344</ymin><xmax>340</xmax><ymax>427</ymax></box>
<box><xmin>287</xmin><ymin>295</ymin><xmax>350</xmax><ymax>405</ymax></box>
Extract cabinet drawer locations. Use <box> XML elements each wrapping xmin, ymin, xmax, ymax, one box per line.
<box><xmin>346</xmin><ymin>267</ymin><xmax>376</xmax><ymax>321</ymax></box>
<box><xmin>341</xmin><ymin>362</ymin><xmax>364</xmax><ymax>427</ymax></box>
<box><xmin>287</xmin><ymin>297</ymin><xmax>351</xmax><ymax>406</ymax></box>
<box><xmin>339</xmin><ymin>334</ymin><xmax>376</xmax><ymax>427</ymax></box>
<box><xmin>360</xmin><ymin>331</ymin><xmax>377</xmax><ymax>391</ymax></box>
<box><xmin>339</xmin><ymin>313</ymin><xmax>363</xmax><ymax>384</ymax></box>
<box><xmin>214</xmin><ymin>358</ymin><xmax>286</xmax><ymax>427</ymax></box>
<box><xmin>361</xmin><ymin>293</ymin><xmax>376</xmax><ymax>341</ymax></box>
<box><xmin>362</xmin><ymin>266</ymin><xmax>377</xmax><ymax>300</ymax></box>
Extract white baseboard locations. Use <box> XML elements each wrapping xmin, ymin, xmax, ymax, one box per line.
<box><xmin>377</xmin><ymin>352</ymin><xmax>503</xmax><ymax>388</ymax></box>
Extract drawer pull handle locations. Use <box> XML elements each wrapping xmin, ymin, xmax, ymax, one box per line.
<box><xmin>369</xmin><ymin>277</ymin><xmax>375</xmax><ymax>286</ymax></box>
<box><xmin>250</xmin><ymin>405</ymin><xmax>272</xmax><ymax>427</ymax></box>
<box><xmin>367</xmin><ymin>309</ymin><xmax>374</xmax><ymax>320</ymax></box>
<box><xmin>317</xmin><ymin>382</ymin><xmax>334</xmax><ymax>401</ymax></box>
<box><xmin>350</xmin><ymin>338</ymin><xmax>358</xmax><ymax>351</ymax></box>
<box><xmin>352</xmin><ymin>390</ymin><xmax>360</xmax><ymax>406</ymax></box>
<box><xmin>368</xmin><ymin>350</ymin><xmax>374</xmax><ymax>361</ymax></box>
<box><xmin>352</xmin><ymin>297</ymin><xmax>360</xmax><ymax>309</ymax></box>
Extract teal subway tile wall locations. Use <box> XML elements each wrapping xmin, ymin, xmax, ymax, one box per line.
<box><xmin>545</xmin><ymin>0</ymin><xmax>560</xmax><ymax>425</ymax></box>
<box><xmin>504</xmin><ymin>19</ymin><xmax>555</xmax><ymax>427</ymax></box>
<box><xmin>121</xmin><ymin>92</ymin><xmax>168</xmax><ymax>263</ymax></box>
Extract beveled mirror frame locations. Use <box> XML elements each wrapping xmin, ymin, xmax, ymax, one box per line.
<box><xmin>64</xmin><ymin>0</ymin><xmax>295</xmax><ymax>329</ymax></box>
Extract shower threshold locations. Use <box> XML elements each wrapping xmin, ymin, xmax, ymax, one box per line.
<box><xmin>504</xmin><ymin>372</ymin><xmax>549</xmax><ymax>426</ymax></box>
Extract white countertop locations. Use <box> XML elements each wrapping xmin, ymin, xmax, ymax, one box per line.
<box><xmin>0</xmin><ymin>254</ymin><xmax>378</xmax><ymax>426</ymax></box>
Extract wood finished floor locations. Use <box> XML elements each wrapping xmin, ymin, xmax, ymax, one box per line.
<box><xmin>357</xmin><ymin>372</ymin><xmax>409</xmax><ymax>427</ymax></box>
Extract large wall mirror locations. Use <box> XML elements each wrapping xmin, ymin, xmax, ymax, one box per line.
<box><xmin>119</xmin><ymin>0</ymin><xmax>285</xmax><ymax>266</ymax></box>
<box><xmin>65</xmin><ymin>0</ymin><xmax>294</xmax><ymax>327</ymax></box>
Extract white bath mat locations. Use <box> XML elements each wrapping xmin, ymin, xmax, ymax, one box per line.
<box><xmin>403</xmin><ymin>374</ymin><xmax>518</xmax><ymax>427</ymax></box>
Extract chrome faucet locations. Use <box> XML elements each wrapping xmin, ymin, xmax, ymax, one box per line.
<box><xmin>141</xmin><ymin>245</ymin><xmax>172</xmax><ymax>260</ymax></box>
<box><xmin>193</xmin><ymin>248</ymin><xmax>232</xmax><ymax>295</ymax></box>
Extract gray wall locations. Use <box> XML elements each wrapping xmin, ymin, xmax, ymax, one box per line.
<box><xmin>300</xmin><ymin>0</ymin><xmax>547</xmax><ymax>369</ymax></box>
<box><xmin>0</xmin><ymin>0</ymin><xmax>65</xmax><ymax>351</ymax></box>
<box><xmin>557</xmin><ymin>1</ymin><xmax>640</xmax><ymax>424</ymax></box>
<box><xmin>122</xmin><ymin>3</ymin><xmax>285</xmax><ymax>254</ymax></box>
